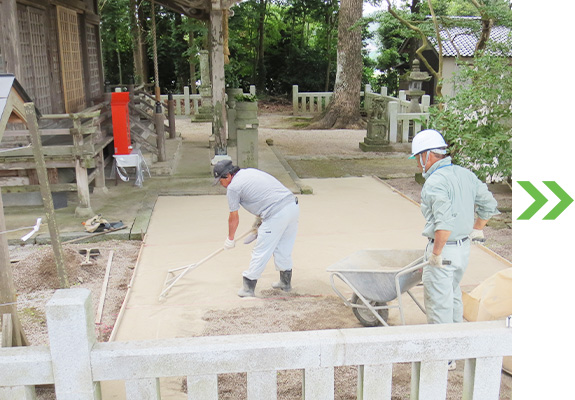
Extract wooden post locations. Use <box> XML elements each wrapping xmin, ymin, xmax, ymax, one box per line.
<box><xmin>0</xmin><ymin>0</ymin><xmax>22</xmax><ymax>79</ymax></box>
<box><xmin>25</xmin><ymin>102</ymin><xmax>69</xmax><ymax>289</ymax></box>
<box><xmin>0</xmin><ymin>197</ymin><xmax>29</xmax><ymax>345</ymax></box>
<box><xmin>155</xmin><ymin>102</ymin><xmax>166</xmax><ymax>161</ymax></box>
<box><xmin>93</xmin><ymin>150</ymin><xmax>108</xmax><ymax>195</ymax></box>
<box><xmin>167</xmin><ymin>93</ymin><xmax>176</xmax><ymax>139</ymax></box>
<box><xmin>71</xmin><ymin>116</ymin><xmax>94</xmax><ymax>217</ymax></box>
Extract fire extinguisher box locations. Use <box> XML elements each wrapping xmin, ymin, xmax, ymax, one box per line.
<box><xmin>111</xmin><ymin>92</ymin><xmax>132</xmax><ymax>155</ymax></box>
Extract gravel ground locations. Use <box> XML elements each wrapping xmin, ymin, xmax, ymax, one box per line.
<box><xmin>259</xmin><ymin>108</ymin><xmax>512</xmax><ymax>262</ymax></box>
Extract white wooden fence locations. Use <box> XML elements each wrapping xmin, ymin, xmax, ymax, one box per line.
<box><xmin>0</xmin><ymin>289</ymin><xmax>511</xmax><ymax>399</ymax></box>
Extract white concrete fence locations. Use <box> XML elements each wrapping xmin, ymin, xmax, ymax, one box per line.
<box><xmin>159</xmin><ymin>86</ymin><xmax>202</xmax><ymax>116</ymax></box>
<box><xmin>292</xmin><ymin>85</ymin><xmax>431</xmax><ymax>143</ymax></box>
<box><xmin>156</xmin><ymin>85</ymin><xmax>257</xmax><ymax>116</ymax></box>
<box><xmin>0</xmin><ymin>289</ymin><xmax>511</xmax><ymax>399</ymax></box>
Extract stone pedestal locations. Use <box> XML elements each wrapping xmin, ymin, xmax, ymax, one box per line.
<box><xmin>359</xmin><ymin>121</ymin><xmax>392</xmax><ymax>152</ymax></box>
<box><xmin>360</xmin><ymin>97</ymin><xmax>393</xmax><ymax>152</ymax></box>
<box><xmin>237</xmin><ymin>128</ymin><xmax>258</xmax><ymax>168</ymax></box>
<box><xmin>235</xmin><ymin>101</ymin><xmax>259</xmax><ymax>168</ymax></box>
<box><xmin>192</xmin><ymin>50</ymin><xmax>213</xmax><ymax>122</ymax></box>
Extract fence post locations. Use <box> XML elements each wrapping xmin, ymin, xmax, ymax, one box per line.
<box><xmin>155</xmin><ymin>102</ymin><xmax>167</xmax><ymax>161</ymax></box>
<box><xmin>364</xmin><ymin>85</ymin><xmax>372</xmax><ymax>115</ymax></box>
<box><xmin>388</xmin><ymin>101</ymin><xmax>398</xmax><ymax>143</ymax></box>
<box><xmin>292</xmin><ymin>85</ymin><xmax>299</xmax><ymax>115</ymax></box>
<box><xmin>184</xmin><ymin>86</ymin><xmax>191</xmax><ymax>116</ymax></box>
<box><xmin>167</xmin><ymin>93</ymin><xmax>176</xmax><ymax>139</ymax></box>
<box><xmin>399</xmin><ymin>90</ymin><xmax>407</xmax><ymax>103</ymax></box>
<box><xmin>421</xmin><ymin>95</ymin><xmax>430</xmax><ymax>112</ymax></box>
<box><xmin>46</xmin><ymin>289</ymin><xmax>100</xmax><ymax>400</ymax></box>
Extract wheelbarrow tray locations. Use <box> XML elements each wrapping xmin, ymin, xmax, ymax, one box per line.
<box><xmin>327</xmin><ymin>249</ymin><xmax>424</xmax><ymax>303</ymax></box>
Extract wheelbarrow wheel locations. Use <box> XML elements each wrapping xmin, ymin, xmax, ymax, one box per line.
<box><xmin>350</xmin><ymin>294</ymin><xmax>389</xmax><ymax>327</ymax></box>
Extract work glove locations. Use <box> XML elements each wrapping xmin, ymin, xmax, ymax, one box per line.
<box><xmin>224</xmin><ymin>238</ymin><xmax>236</xmax><ymax>250</ymax></box>
<box><xmin>428</xmin><ymin>253</ymin><xmax>444</xmax><ymax>268</ymax></box>
<box><xmin>469</xmin><ymin>229</ymin><xmax>486</xmax><ymax>244</ymax></box>
<box><xmin>244</xmin><ymin>217</ymin><xmax>262</xmax><ymax>244</ymax></box>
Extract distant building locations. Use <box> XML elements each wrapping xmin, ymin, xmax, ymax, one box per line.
<box><xmin>399</xmin><ymin>19</ymin><xmax>512</xmax><ymax>102</ymax></box>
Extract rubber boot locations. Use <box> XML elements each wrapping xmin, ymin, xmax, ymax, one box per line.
<box><xmin>272</xmin><ymin>270</ymin><xmax>292</xmax><ymax>292</ymax></box>
<box><xmin>237</xmin><ymin>277</ymin><xmax>257</xmax><ymax>297</ymax></box>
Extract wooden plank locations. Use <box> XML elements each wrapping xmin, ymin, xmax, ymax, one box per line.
<box><xmin>0</xmin><ymin>159</ymin><xmax>76</xmax><ymax>169</ymax></box>
<box><xmin>1</xmin><ymin>182</ymin><xmax>77</xmax><ymax>193</ymax></box>
<box><xmin>1</xmin><ymin>314</ymin><xmax>13</xmax><ymax>348</ymax></box>
<box><xmin>2</xmin><ymin>128</ymin><xmax>72</xmax><ymax>136</ymax></box>
<box><xmin>26</xmin><ymin>101</ymin><xmax>69</xmax><ymax>288</ymax></box>
<box><xmin>95</xmin><ymin>250</ymin><xmax>113</xmax><ymax>324</ymax></box>
<box><xmin>0</xmin><ymin>177</ymin><xmax>29</xmax><ymax>186</ymax></box>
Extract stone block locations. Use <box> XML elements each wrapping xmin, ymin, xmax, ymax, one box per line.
<box><xmin>237</xmin><ymin>128</ymin><xmax>258</xmax><ymax>168</ymax></box>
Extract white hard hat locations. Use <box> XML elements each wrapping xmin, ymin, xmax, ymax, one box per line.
<box><xmin>410</xmin><ymin>129</ymin><xmax>447</xmax><ymax>158</ymax></box>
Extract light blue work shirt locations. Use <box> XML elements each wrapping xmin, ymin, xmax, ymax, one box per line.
<box><xmin>420</xmin><ymin>156</ymin><xmax>499</xmax><ymax>241</ymax></box>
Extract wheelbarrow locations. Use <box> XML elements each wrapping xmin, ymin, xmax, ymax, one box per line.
<box><xmin>327</xmin><ymin>249</ymin><xmax>428</xmax><ymax>327</ymax></box>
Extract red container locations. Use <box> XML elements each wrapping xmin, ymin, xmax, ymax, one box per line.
<box><xmin>111</xmin><ymin>92</ymin><xmax>132</xmax><ymax>155</ymax></box>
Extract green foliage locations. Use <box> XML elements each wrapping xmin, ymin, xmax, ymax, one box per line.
<box><xmin>99</xmin><ymin>0</ymin><xmax>133</xmax><ymax>85</ymax></box>
<box><xmin>428</xmin><ymin>40</ymin><xmax>512</xmax><ymax>181</ymax></box>
<box><xmin>235</xmin><ymin>93</ymin><xmax>258</xmax><ymax>102</ymax></box>
<box><xmin>99</xmin><ymin>1</ymin><xmax>208</xmax><ymax>91</ymax></box>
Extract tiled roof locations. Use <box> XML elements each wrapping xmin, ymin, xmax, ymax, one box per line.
<box><xmin>430</xmin><ymin>24</ymin><xmax>511</xmax><ymax>57</ymax></box>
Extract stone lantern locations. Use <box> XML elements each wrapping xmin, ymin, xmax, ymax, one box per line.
<box><xmin>407</xmin><ymin>59</ymin><xmax>431</xmax><ymax>113</ymax></box>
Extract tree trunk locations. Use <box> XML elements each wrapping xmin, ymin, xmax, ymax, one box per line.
<box><xmin>255</xmin><ymin>0</ymin><xmax>267</xmax><ymax>94</ymax></box>
<box><xmin>309</xmin><ymin>0</ymin><xmax>365</xmax><ymax>129</ymax></box>
<box><xmin>130</xmin><ymin>0</ymin><xmax>145</xmax><ymax>85</ymax></box>
<box><xmin>138</xmin><ymin>7</ymin><xmax>149</xmax><ymax>84</ymax></box>
<box><xmin>188</xmin><ymin>26</ymin><xmax>197</xmax><ymax>94</ymax></box>
<box><xmin>323</xmin><ymin>5</ymin><xmax>335</xmax><ymax>92</ymax></box>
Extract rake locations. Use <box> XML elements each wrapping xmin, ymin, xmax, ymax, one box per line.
<box><xmin>158</xmin><ymin>230</ymin><xmax>251</xmax><ymax>301</ymax></box>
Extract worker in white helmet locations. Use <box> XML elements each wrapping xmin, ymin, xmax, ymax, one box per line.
<box><xmin>411</xmin><ymin>129</ymin><xmax>500</xmax><ymax>339</ymax></box>
<box><xmin>213</xmin><ymin>159</ymin><xmax>299</xmax><ymax>298</ymax></box>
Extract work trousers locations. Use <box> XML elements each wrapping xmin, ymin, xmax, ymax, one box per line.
<box><xmin>243</xmin><ymin>201</ymin><xmax>299</xmax><ymax>280</ymax></box>
<box><xmin>422</xmin><ymin>239</ymin><xmax>471</xmax><ymax>324</ymax></box>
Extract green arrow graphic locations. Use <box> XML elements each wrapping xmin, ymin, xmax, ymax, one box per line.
<box><xmin>517</xmin><ymin>181</ymin><xmax>548</xmax><ymax>220</ymax></box>
<box><xmin>542</xmin><ymin>181</ymin><xmax>574</xmax><ymax>220</ymax></box>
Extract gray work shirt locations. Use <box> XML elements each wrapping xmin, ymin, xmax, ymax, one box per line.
<box><xmin>420</xmin><ymin>157</ymin><xmax>500</xmax><ymax>241</ymax></box>
<box><xmin>227</xmin><ymin>169</ymin><xmax>294</xmax><ymax>220</ymax></box>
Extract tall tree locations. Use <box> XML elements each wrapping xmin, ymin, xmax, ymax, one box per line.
<box><xmin>129</xmin><ymin>0</ymin><xmax>145</xmax><ymax>85</ymax></box>
<box><xmin>309</xmin><ymin>0</ymin><xmax>365</xmax><ymax>129</ymax></box>
<box><xmin>255</xmin><ymin>0</ymin><xmax>268</xmax><ymax>93</ymax></box>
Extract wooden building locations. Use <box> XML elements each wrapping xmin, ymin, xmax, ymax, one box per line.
<box><xmin>0</xmin><ymin>0</ymin><xmax>104</xmax><ymax>114</ymax></box>
<box><xmin>0</xmin><ymin>0</ymin><xmax>235</xmax><ymax>216</ymax></box>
